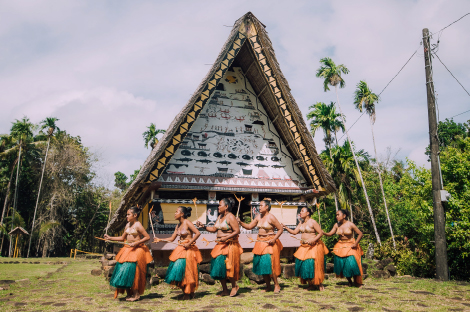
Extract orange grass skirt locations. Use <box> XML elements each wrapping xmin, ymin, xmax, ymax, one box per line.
<box><xmin>293</xmin><ymin>240</ymin><xmax>329</xmax><ymax>285</ymax></box>
<box><xmin>168</xmin><ymin>241</ymin><xmax>202</xmax><ymax>294</ymax></box>
<box><xmin>252</xmin><ymin>235</ymin><xmax>283</xmax><ymax>277</ymax></box>
<box><xmin>211</xmin><ymin>237</ymin><xmax>243</xmax><ymax>280</ymax></box>
<box><xmin>332</xmin><ymin>238</ymin><xmax>364</xmax><ymax>285</ymax></box>
<box><xmin>114</xmin><ymin>244</ymin><xmax>153</xmax><ymax>298</ymax></box>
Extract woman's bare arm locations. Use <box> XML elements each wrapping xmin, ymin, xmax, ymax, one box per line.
<box><xmin>268</xmin><ymin>214</ymin><xmax>283</xmax><ymax>245</ymax></box>
<box><xmin>323</xmin><ymin>223</ymin><xmax>338</xmax><ymax>236</ymax></box>
<box><xmin>129</xmin><ymin>222</ymin><xmax>150</xmax><ymax>247</ymax></box>
<box><xmin>282</xmin><ymin>223</ymin><xmax>300</xmax><ymax>235</ymax></box>
<box><xmin>185</xmin><ymin>220</ymin><xmax>201</xmax><ymax>247</ymax></box>
<box><xmin>308</xmin><ymin>219</ymin><xmax>323</xmax><ymax>244</ymax></box>
<box><xmin>238</xmin><ymin>215</ymin><xmax>259</xmax><ymax>230</ymax></box>
<box><xmin>350</xmin><ymin>222</ymin><xmax>363</xmax><ymax>247</ymax></box>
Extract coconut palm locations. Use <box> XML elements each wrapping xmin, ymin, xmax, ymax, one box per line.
<box><xmin>354</xmin><ymin>81</ymin><xmax>395</xmax><ymax>248</ymax></box>
<box><xmin>143</xmin><ymin>123</ymin><xmax>166</xmax><ymax>149</ymax></box>
<box><xmin>316</xmin><ymin>57</ymin><xmax>381</xmax><ymax>245</ymax></box>
<box><xmin>27</xmin><ymin>117</ymin><xmax>60</xmax><ymax>258</ymax></box>
<box><xmin>307</xmin><ymin>101</ymin><xmax>345</xmax><ymax>210</ymax></box>
<box><xmin>1</xmin><ymin>117</ymin><xmax>35</xmax><ymax>256</ymax></box>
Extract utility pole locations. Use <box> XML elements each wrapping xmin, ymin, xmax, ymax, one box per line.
<box><xmin>422</xmin><ymin>28</ymin><xmax>449</xmax><ymax>281</ymax></box>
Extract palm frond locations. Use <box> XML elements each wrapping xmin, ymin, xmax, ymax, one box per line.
<box><xmin>39</xmin><ymin>221</ymin><xmax>61</xmax><ymax>236</ymax></box>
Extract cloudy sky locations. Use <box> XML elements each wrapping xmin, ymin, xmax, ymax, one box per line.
<box><xmin>1</xmin><ymin>1</ymin><xmax>469</xmax><ymax>187</ymax></box>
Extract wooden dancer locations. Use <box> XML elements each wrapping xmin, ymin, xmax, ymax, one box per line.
<box><xmin>105</xmin><ymin>206</ymin><xmax>153</xmax><ymax>301</ymax></box>
<box><xmin>323</xmin><ymin>209</ymin><xmax>364</xmax><ymax>287</ymax></box>
<box><xmin>238</xmin><ymin>198</ymin><xmax>283</xmax><ymax>293</ymax></box>
<box><xmin>282</xmin><ymin>207</ymin><xmax>328</xmax><ymax>291</ymax></box>
<box><xmin>153</xmin><ymin>206</ymin><xmax>202</xmax><ymax>300</ymax></box>
<box><xmin>196</xmin><ymin>197</ymin><xmax>243</xmax><ymax>297</ymax></box>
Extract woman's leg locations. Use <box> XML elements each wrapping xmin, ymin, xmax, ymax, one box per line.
<box><xmin>262</xmin><ymin>275</ymin><xmax>272</xmax><ymax>292</ymax></box>
<box><xmin>272</xmin><ymin>274</ymin><xmax>280</xmax><ymax>293</ymax></box>
<box><xmin>218</xmin><ymin>279</ymin><xmax>230</xmax><ymax>296</ymax></box>
<box><xmin>229</xmin><ymin>278</ymin><xmax>239</xmax><ymax>297</ymax></box>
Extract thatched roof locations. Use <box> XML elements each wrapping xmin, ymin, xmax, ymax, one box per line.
<box><xmin>9</xmin><ymin>226</ymin><xmax>29</xmax><ymax>235</ymax></box>
<box><xmin>107</xmin><ymin>12</ymin><xmax>336</xmax><ymax>233</ymax></box>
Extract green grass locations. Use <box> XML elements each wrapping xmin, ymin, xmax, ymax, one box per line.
<box><xmin>0</xmin><ymin>258</ymin><xmax>469</xmax><ymax>311</ymax></box>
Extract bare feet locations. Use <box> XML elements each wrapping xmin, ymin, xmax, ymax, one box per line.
<box><xmin>230</xmin><ymin>285</ymin><xmax>239</xmax><ymax>297</ymax></box>
<box><xmin>183</xmin><ymin>294</ymin><xmax>190</xmax><ymax>300</ymax></box>
<box><xmin>126</xmin><ymin>295</ymin><xmax>140</xmax><ymax>302</ymax></box>
<box><xmin>306</xmin><ymin>285</ymin><xmax>316</xmax><ymax>291</ymax></box>
<box><xmin>190</xmin><ymin>293</ymin><xmax>196</xmax><ymax>299</ymax></box>
<box><xmin>354</xmin><ymin>283</ymin><xmax>363</xmax><ymax>288</ymax></box>
<box><xmin>261</xmin><ymin>286</ymin><xmax>272</xmax><ymax>292</ymax></box>
<box><xmin>273</xmin><ymin>285</ymin><xmax>281</xmax><ymax>293</ymax></box>
<box><xmin>318</xmin><ymin>284</ymin><xmax>325</xmax><ymax>291</ymax></box>
<box><xmin>216</xmin><ymin>291</ymin><xmax>230</xmax><ymax>297</ymax></box>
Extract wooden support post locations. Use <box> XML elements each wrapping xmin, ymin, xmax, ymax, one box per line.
<box><xmin>422</xmin><ymin>28</ymin><xmax>449</xmax><ymax>281</ymax></box>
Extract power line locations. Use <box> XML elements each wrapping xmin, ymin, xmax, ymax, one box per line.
<box><xmin>449</xmin><ymin>109</ymin><xmax>470</xmax><ymax>119</ymax></box>
<box><xmin>433</xmin><ymin>52</ymin><xmax>470</xmax><ymax>98</ymax></box>
<box><xmin>431</xmin><ymin>12</ymin><xmax>470</xmax><ymax>36</ymax></box>
<box><xmin>337</xmin><ymin>112</ymin><xmax>365</xmax><ymax>142</ymax></box>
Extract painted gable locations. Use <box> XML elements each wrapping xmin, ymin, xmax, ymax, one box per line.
<box><xmin>158</xmin><ymin>67</ymin><xmax>307</xmax><ymax>192</ymax></box>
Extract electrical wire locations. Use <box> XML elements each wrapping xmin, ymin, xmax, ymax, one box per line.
<box><xmin>430</xmin><ymin>13</ymin><xmax>470</xmax><ymax>37</ymax></box>
<box><xmin>449</xmin><ymin>109</ymin><xmax>470</xmax><ymax>119</ymax></box>
<box><xmin>433</xmin><ymin>52</ymin><xmax>470</xmax><ymax>98</ymax></box>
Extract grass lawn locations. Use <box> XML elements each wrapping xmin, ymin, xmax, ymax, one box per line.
<box><xmin>0</xmin><ymin>257</ymin><xmax>469</xmax><ymax>311</ymax></box>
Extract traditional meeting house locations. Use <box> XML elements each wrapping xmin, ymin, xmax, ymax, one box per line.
<box><xmin>107</xmin><ymin>12</ymin><xmax>335</xmax><ymax>265</ymax></box>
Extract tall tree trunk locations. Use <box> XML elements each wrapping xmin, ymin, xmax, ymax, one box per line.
<box><xmin>9</xmin><ymin>144</ymin><xmax>22</xmax><ymax>257</ymax></box>
<box><xmin>369</xmin><ymin>117</ymin><xmax>395</xmax><ymax>249</ymax></box>
<box><xmin>27</xmin><ymin>137</ymin><xmax>50</xmax><ymax>258</ymax></box>
<box><xmin>328</xmin><ymin>142</ymin><xmax>339</xmax><ymax>212</ymax></box>
<box><xmin>334</xmin><ymin>85</ymin><xmax>381</xmax><ymax>245</ymax></box>
<box><xmin>0</xmin><ymin>157</ymin><xmax>19</xmax><ymax>256</ymax></box>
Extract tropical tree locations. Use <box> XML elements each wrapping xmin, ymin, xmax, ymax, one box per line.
<box><xmin>307</xmin><ymin>101</ymin><xmax>345</xmax><ymax>210</ymax></box>
<box><xmin>0</xmin><ymin>117</ymin><xmax>35</xmax><ymax>256</ymax></box>
<box><xmin>143</xmin><ymin>123</ymin><xmax>166</xmax><ymax>149</ymax></box>
<box><xmin>27</xmin><ymin>117</ymin><xmax>60</xmax><ymax>258</ymax></box>
<box><xmin>316</xmin><ymin>57</ymin><xmax>381</xmax><ymax>244</ymax></box>
<box><xmin>354</xmin><ymin>81</ymin><xmax>395</xmax><ymax>248</ymax></box>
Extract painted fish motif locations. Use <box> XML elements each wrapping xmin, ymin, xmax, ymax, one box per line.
<box><xmin>256</xmin><ymin>156</ymin><xmax>266</xmax><ymax>161</ymax></box>
<box><xmin>242</xmin><ymin>155</ymin><xmax>253</xmax><ymax>160</ymax></box>
<box><xmin>196</xmin><ymin>159</ymin><xmax>212</xmax><ymax>164</ymax></box>
<box><xmin>236</xmin><ymin>162</ymin><xmax>250</xmax><ymax>167</ymax></box>
<box><xmin>227</xmin><ymin>153</ymin><xmax>238</xmax><ymax>159</ymax></box>
<box><xmin>175</xmin><ymin>158</ymin><xmax>193</xmax><ymax>162</ymax></box>
<box><xmin>213</xmin><ymin>152</ymin><xmax>225</xmax><ymax>158</ymax></box>
<box><xmin>197</xmin><ymin>151</ymin><xmax>210</xmax><ymax>157</ymax></box>
<box><xmin>216</xmin><ymin>161</ymin><xmax>231</xmax><ymax>165</ymax></box>
<box><xmin>181</xmin><ymin>150</ymin><xmax>193</xmax><ymax>156</ymax></box>
<box><xmin>168</xmin><ymin>163</ymin><xmax>189</xmax><ymax>169</ymax></box>
<box><xmin>271</xmin><ymin>156</ymin><xmax>281</xmax><ymax>162</ymax></box>
<box><xmin>255</xmin><ymin>164</ymin><xmax>268</xmax><ymax>168</ymax></box>
<box><xmin>271</xmin><ymin>165</ymin><xmax>286</xmax><ymax>169</ymax></box>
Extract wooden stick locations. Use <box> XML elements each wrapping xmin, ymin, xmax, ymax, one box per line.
<box><xmin>201</xmin><ymin>237</ymin><xmax>219</xmax><ymax>247</ymax></box>
<box><xmin>149</xmin><ymin>206</ymin><xmax>156</xmax><ymax>238</ymax></box>
<box><xmin>316</xmin><ymin>201</ymin><xmax>321</xmax><ymax>226</ymax></box>
<box><xmin>276</xmin><ymin>200</ymin><xmax>287</xmax><ymax>220</ymax></box>
<box><xmin>105</xmin><ymin>201</ymin><xmax>112</xmax><ymax>236</ymax></box>
<box><xmin>234</xmin><ymin>194</ymin><xmax>245</xmax><ymax>219</ymax></box>
<box><xmin>192</xmin><ymin>197</ymin><xmax>198</xmax><ymax>221</ymax></box>
<box><xmin>247</xmin><ymin>236</ymin><xmax>264</xmax><ymax>243</ymax></box>
<box><xmin>153</xmin><ymin>237</ymin><xmax>182</xmax><ymax>246</ymax></box>
<box><xmin>95</xmin><ymin>237</ymin><xmax>129</xmax><ymax>245</ymax></box>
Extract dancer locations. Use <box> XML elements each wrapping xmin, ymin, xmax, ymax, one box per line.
<box><xmin>196</xmin><ymin>197</ymin><xmax>243</xmax><ymax>297</ymax></box>
<box><xmin>153</xmin><ymin>206</ymin><xmax>202</xmax><ymax>300</ymax></box>
<box><xmin>105</xmin><ymin>206</ymin><xmax>153</xmax><ymax>301</ymax></box>
<box><xmin>323</xmin><ymin>209</ymin><xmax>364</xmax><ymax>287</ymax></box>
<box><xmin>282</xmin><ymin>206</ymin><xmax>328</xmax><ymax>291</ymax></box>
<box><xmin>238</xmin><ymin>198</ymin><xmax>283</xmax><ymax>293</ymax></box>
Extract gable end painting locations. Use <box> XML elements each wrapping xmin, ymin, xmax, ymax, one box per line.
<box><xmin>107</xmin><ymin>12</ymin><xmax>336</xmax><ymax>260</ymax></box>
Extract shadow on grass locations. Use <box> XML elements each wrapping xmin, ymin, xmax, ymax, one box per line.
<box><xmin>140</xmin><ymin>293</ymin><xmax>164</xmax><ymax>300</ymax></box>
<box><xmin>169</xmin><ymin>291</ymin><xmax>211</xmax><ymax>300</ymax></box>
<box><xmin>238</xmin><ymin>287</ymin><xmax>252</xmax><ymax>294</ymax></box>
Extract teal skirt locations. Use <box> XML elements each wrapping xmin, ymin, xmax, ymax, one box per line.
<box><xmin>210</xmin><ymin>255</ymin><xmax>227</xmax><ymax>280</ymax></box>
<box><xmin>165</xmin><ymin>258</ymin><xmax>186</xmax><ymax>284</ymax></box>
<box><xmin>295</xmin><ymin>258</ymin><xmax>315</xmax><ymax>280</ymax></box>
<box><xmin>253</xmin><ymin>254</ymin><xmax>272</xmax><ymax>276</ymax></box>
<box><xmin>334</xmin><ymin>255</ymin><xmax>361</xmax><ymax>278</ymax></box>
<box><xmin>110</xmin><ymin>262</ymin><xmax>137</xmax><ymax>289</ymax></box>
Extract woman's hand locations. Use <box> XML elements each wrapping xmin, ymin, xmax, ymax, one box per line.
<box><xmin>281</xmin><ymin>223</ymin><xmax>287</xmax><ymax>229</ymax></box>
<box><xmin>351</xmin><ymin>243</ymin><xmax>358</xmax><ymax>249</ymax></box>
<box><xmin>195</xmin><ymin>221</ymin><xmax>203</xmax><ymax>228</ymax></box>
<box><xmin>129</xmin><ymin>242</ymin><xmax>138</xmax><ymax>247</ymax></box>
<box><xmin>153</xmin><ymin>237</ymin><xmax>161</xmax><ymax>243</ymax></box>
<box><xmin>104</xmin><ymin>234</ymin><xmax>110</xmax><ymax>240</ymax></box>
<box><xmin>218</xmin><ymin>236</ymin><xmax>227</xmax><ymax>242</ymax></box>
<box><xmin>236</xmin><ymin>217</ymin><xmax>241</xmax><ymax>224</ymax></box>
<box><xmin>267</xmin><ymin>239</ymin><xmax>276</xmax><ymax>245</ymax></box>
<box><xmin>183</xmin><ymin>243</ymin><xmax>191</xmax><ymax>249</ymax></box>
<box><xmin>308</xmin><ymin>239</ymin><xmax>317</xmax><ymax>246</ymax></box>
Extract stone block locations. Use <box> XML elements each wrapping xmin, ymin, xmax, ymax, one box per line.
<box><xmin>201</xmin><ymin>273</ymin><xmax>215</xmax><ymax>285</ymax></box>
<box><xmin>363</xmin><ymin>274</ymin><xmax>368</xmax><ymax>280</ymax></box>
<box><xmin>150</xmin><ymin>276</ymin><xmax>160</xmax><ymax>286</ymax></box>
<box><xmin>240</xmin><ymin>252</ymin><xmax>254</xmax><ymax>264</ymax></box>
<box><xmin>385</xmin><ymin>264</ymin><xmax>396</xmax><ymax>276</ymax></box>
<box><xmin>375</xmin><ymin>262</ymin><xmax>384</xmax><ymax>270</ymax></box>
<box><xmin>91</xmin><ymin>269</ymin><xmax>102</xmax><ymax>276</ymax></box>
<box><xmin>326</xmin><ymin>263</ymin><xmax>334</xmax><ymax>273</ymax></box>
<box><xmin>282</xmin><ymin>263</ymin><xmax>295</xmax><ymax>279</ymax></box>
<box><xmin>244</xmin><ymin>266</ymin><xmax>264</xmax><ymax>284</ymax></box>
<box><xmin>103</xmin><ymin>266</ymin><xmax>114</xmax><ymax>277</ymax></box>
<box><xmin>108</xmin><ymin>260</ymin><xmax>117</xmax><ymax>266</ymax></box>
<box><xmin>105</xmin><ymin>253</ymin><xmax>116</xmax><ymax>260</ymax></box>
<box><xmin>199</xmin><ymin>263</ymin><xmax>211</xmax><ymax>274</ymax></box>
<box><xmin>155</xmin><ymin>267</ymin><xmax>167</xmax><ymax>278</ymax></box>
<box><xmin>381</xmin><ymin>258</ymin><xmax>393</xmax><ymax>267</ymax></box>
<box><xmin>366</xmin><ymin>243</ymin><xmax>374</xmax><ymax>259</ymax></box>
<box><xmin>362</xmin><ymin>264</ymin><xmax>368</xmax><ymax>275</ymax></box>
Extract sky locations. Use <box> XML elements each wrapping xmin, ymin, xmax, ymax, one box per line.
<box><xmin>1</xmin><ymin>0</ymin><xmax>469</xmax><ymax>188</ymax></box>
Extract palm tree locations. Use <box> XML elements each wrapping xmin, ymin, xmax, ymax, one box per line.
<box><xmin>307</xmin><ymin>101</ymin><xmax>345</xmax><ymax>211</ymax></box>
<box><xmin>316</xmin><ymin>57</ymin><xmax>381</xmax><ymax>245</ymax></box>
<box><xmin>2</xmin><ymin>117</ymin><xmax>35</xmax><ymax>256</ymax></box>
<box><xmin>143</xmin><ymin>123</ymin><xmax>166</xmax><ymax>149</ymax></box>
<box><xmin>354</xmin><ymin>81</ymin><xmax>395</xmax><ymax>249</ymax></box>
<box><xmin>27</xmin><ymin>117</ymin><xmax>60</xmax><ymax>258</ymax></box>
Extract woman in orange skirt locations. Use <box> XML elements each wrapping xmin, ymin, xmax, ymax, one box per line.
<box><xmin>154</xmin><ymin>206</ymin><xmax>202</xmax><ymax>300</ymax></box>
<box><xmin>238</xmin><ymin>198</ymin><xmax>283</xmax><ymax>293</ymax></box>
<box><xmin>323</xmin><ymin>209</ymin><xmax>364</xmax><ymax>287</ymax></box>
<box><xmin>105</xmin><ymin>207</ymin><xmax>153</xmax><ymax>301</ymax></box>
<box><xmin>196</xmin><ymin>197</ymin><xmax>243</xmax><ymax>297</ymax></box>
<box><xmin>282</xmin><ymin>207</ymin><xmax>328</xmax><ymax>291</ymax></box>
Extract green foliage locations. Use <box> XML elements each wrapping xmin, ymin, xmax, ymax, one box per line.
<box><xmin>307</xmin><ymin>101</ymin><xmax>345</xmax><ymax>146</ymax></box>
<box><xmin>316</xmin><ymin>57</ymin><xmax>349</xmax><ymax>91</ymax></box>
<box><xmin>353</xmin><ymin>80</ymin><xmax>379</xmax><ymax>123</ymax></box>
<box><xmin>142</xmin><ymin>123</ymin><xmax>166</xmax><ymax>149</ymax></box>
<box><xmin>114</xmin><ymin>171</ymin><xmax>128</xmax><ymax>191</ymax></box>
<box><xmin>425</xmin><ymin>118</ymin><xmax>468</xmax><ymax>160</ymax></box>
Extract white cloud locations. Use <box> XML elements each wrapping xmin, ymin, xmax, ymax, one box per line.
<box><xmin>1</xmin><ymin>0</ymin><xmax>469</xmax><ymax>187</ymax></box>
